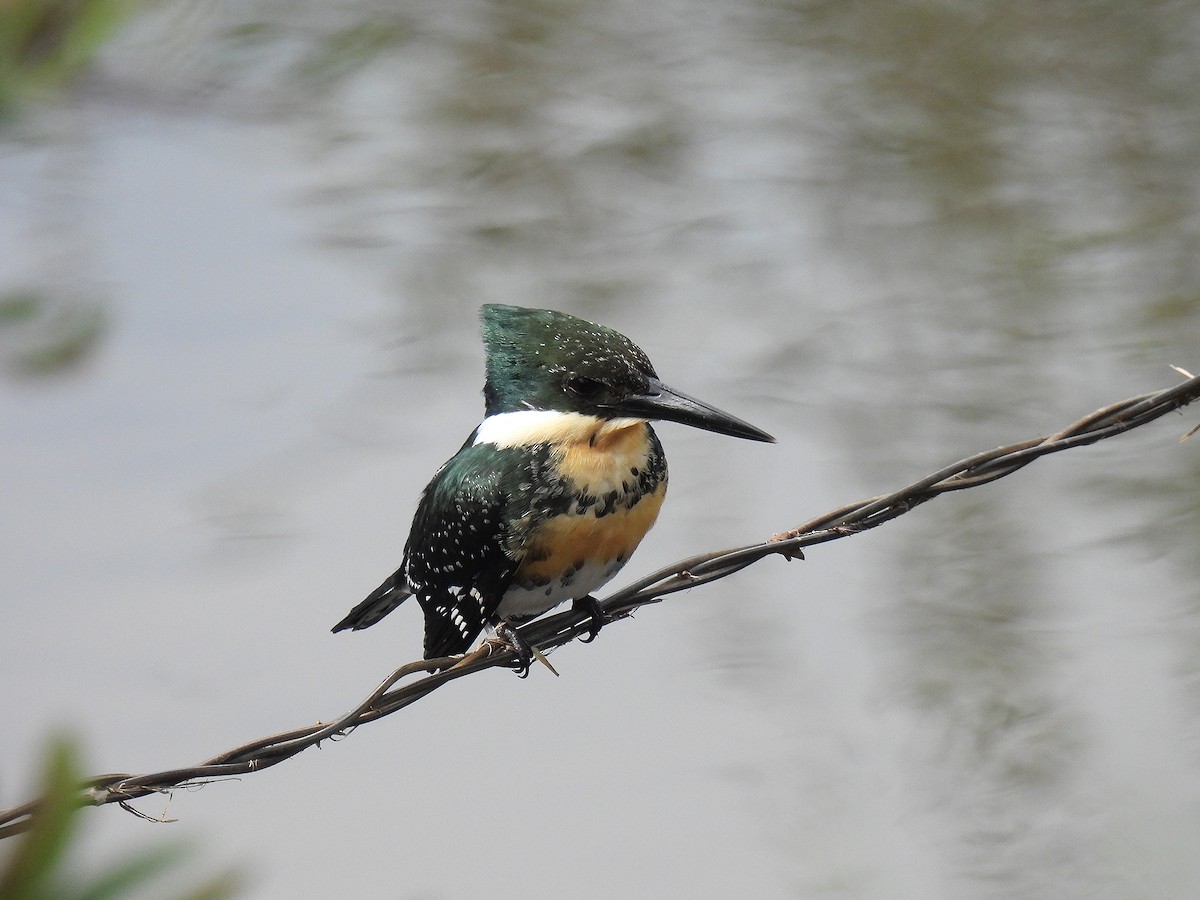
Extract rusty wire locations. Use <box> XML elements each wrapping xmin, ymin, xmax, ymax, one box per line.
<box><xmin>1</xmin><ymin>369</ymin><xmax>1198</xmax><ymax>839</ymax></box>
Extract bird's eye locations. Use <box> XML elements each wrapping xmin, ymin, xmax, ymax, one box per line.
<box><xmin>566</xmin><ymin>376</ymin><xmax>607</xmax><ymax>401</ymax></box>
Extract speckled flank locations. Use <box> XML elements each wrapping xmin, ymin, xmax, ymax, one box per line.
<box><xmin>492</xmin><ymin>413</ymin><xmax>668</xmax><ymax>619</ymax></box>
<box><xmin>501</xmin><ymin>480</ymin><xmax>666</xmax><ymax>619</ymax></box>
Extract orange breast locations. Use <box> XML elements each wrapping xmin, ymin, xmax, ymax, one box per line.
<box><xmin>514</xmin><ymin>418</ymin><xmax>666</xmax><ymax>591</ymax></box>
<box><xmin>517</xmin><ymin>481</ymin><xmax>666</xmax><ymax>585</ymax></box>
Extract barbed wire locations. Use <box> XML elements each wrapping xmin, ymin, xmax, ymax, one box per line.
<box><xmin>2</xmin><ymin>368</ymin><xmax>1198</xmax><ymax>840</ymax></box>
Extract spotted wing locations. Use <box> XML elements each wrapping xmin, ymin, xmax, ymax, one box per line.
<box><xmin>404</xmin><ymin>442</ymin><xmax>559</xmax><ymax>659</ymax></box>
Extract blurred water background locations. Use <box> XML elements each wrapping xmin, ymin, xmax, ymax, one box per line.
<box><xmin>2</xmin><ymin>1</ymin><xmax>1199</xmax><ymax>897</ymax></box>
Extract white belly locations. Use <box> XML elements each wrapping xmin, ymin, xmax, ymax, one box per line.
<box><xmin>495</xmin><ymin>556</ymin><xmax>629</xmax><ymax>622</ymax></box>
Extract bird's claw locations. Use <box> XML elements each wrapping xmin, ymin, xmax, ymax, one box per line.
<box><xmin>494</xmin><ymin>623</ymin><xmax>534</xmax><ymax>677</ymax></box>
<box><xmin>494</xmin><ymin>623</ymin><xmax>560</xmax><ymax>677</ymax></box>
<box><xmin>573</xmin><ymin>595</ymin><xmax>607</xmax><ymax>643</ymax></box>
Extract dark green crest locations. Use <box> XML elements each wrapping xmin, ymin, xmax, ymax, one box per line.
<box><xmin>480</xmin><ymin>305</ymin><xmax>657</xmax><ymax>416</ymax></box>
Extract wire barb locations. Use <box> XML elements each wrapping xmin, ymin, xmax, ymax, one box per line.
<box><xmin>1</xmin><ymin>369</ymin><xmax>1197</xmax><ymax>840</ymax></box>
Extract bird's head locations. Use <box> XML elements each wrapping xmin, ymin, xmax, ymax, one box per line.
<box><xmin>480</xmin><ymin>304</ymin><xmax>774</xmax><ymax>442</ymax></box>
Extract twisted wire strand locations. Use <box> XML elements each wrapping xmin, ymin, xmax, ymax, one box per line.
<box><xmin>2</xmin><ymin>370</ymin><xmax>1197</xmax><ymax>839</ymax></box>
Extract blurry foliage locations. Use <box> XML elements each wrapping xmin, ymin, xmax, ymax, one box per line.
<box><xmin>0</xmin><ymin>0</ymin><xmax>125</xmax><ymax>378</ymax></box>
<box><xmin>291</xmin><ymin>15</ymin><xmax>414</xmax><ymax>89</ymax></box>
<box><xmin>0</xmin><ymin>290</ymin><xmax>107</xmax><ymax>377</ymax></box>
<box><xmin>0</xmin><ymin>0</ymin><xmax>134</xmax><ymax>121</ymax></box>
<box><xmin>0</xmin><ymin>738</ymin><xmax>239</xmax><ymax>900</ymax></box>
<box><xmin>762</xmin><ymin>0</ymin><xmax>1200</xmax><ymax>257</ymax></box>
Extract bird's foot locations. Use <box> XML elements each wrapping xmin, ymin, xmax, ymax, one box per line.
<box><xmin>492</xmin><ymin>623</ymin><xmax>533</xmax><ymax>677</ymax></box>
<box><xmin>573</xmin><ymin>595</ymin><xmax>607</xmax><ymax>643</ymax></box>
<box><xmin>492</xmin><ymin>623</ymin><xmax>558</xmax><ymax>677</ymax></box>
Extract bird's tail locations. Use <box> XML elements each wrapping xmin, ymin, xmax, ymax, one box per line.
<box><xmin>331</xmin><ymin>572</ymin><xmax>413</xmax><ymax>632</ymax></box>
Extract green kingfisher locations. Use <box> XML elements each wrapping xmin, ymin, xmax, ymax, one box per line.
<box><xmin>332</xmin><ymin>304</ymin><xmax>773</xmax><ymax>672</ymax></box>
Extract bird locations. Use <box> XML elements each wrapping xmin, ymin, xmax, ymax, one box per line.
<box><xmin>332</xmin><ymin>304</ymin><xmax>773</xmax><ymax>674</ymax></box>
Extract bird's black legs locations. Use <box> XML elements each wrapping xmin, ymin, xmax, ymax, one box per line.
<box><xmin>493</xmin><ymin>622</ymin><xmax>535</xmax><ymax>677</ymax></box>
<box><xmin>487</xmin><ymin>596</ymin><xmax>606</xmax><ymax>677</ymax></box>
<box><xmin>573</xmin><ymin>595</ymin><xmax>607</xmax><ymax>643</ymax></box>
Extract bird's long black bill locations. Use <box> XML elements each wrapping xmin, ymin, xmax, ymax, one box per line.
<box><xmin>614</xmin><ymin>377</ymin><xmax>775</xmax><ymax>442</ymax></box>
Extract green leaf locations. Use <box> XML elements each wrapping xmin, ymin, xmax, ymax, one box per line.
<box><xmin>0</xmin><ymin>738</ymin><xmax>241</xmax><ymax>900</ymax></box>
<box><xmin>0</xmin><ymin>737</ymin><xmax>84</xmax><ymax>900</ymax></box>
